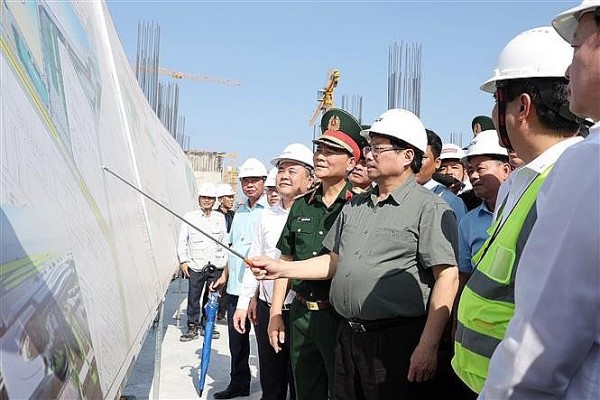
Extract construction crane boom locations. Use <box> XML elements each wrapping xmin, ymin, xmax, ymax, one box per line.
<box><xmin>308</xmin><ymin>69</ymin><xmax>340</xmax><ymax>126</ymax></box>
<box><xmin>136</xmin><ymin>65</ymin><xmax>242</xmax><ymax>86</ymax></box>
<box><xmin>157</xmin><ymin>67</ymin><xmax>242</xmax><ymax>86</ymax></box>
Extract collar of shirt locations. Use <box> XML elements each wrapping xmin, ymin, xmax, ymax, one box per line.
<box><xmin>477</xmin><ymin>201</ymin><xmax>493</xmax><ymax>216</ymax></box>
<box><xmin>370</xmin><ymin>174</ymin><xmax>417</xmax><ymax>206</ymax></box>
<box><xmin>308</xmin><ymin>181</ymin><xmax>353</xmax><ymax>206</ymax></box>
<box><xmin>267</xmin><ymin>199</ymin><xmax>289</xmax><ymax>216</ymax></box>
<box><xmin>239</xmin><ymin>194</ymin><xmax>268</xmax><ymax>211</ymax></box>
<box><xmin>523</xmin><ymin>136</ymin><xmax>583</xmax><ymax>174</ymax></box>
<box><xmin>423</xmin><ymin>178</ymin><xmax>440</xmax><ymax>190</ymax></box>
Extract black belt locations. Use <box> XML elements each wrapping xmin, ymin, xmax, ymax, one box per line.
<box><xmin>346</xmin><ymin>316</ymin><xmax>419</xmax><ymax>333</ymax></box>
<box><xmin>295</xmin><ymin>294</ymin><xmax>330</xmax><ymax>311</ymax></box>
<box><xmin>258</xmin><ymin>298</ymin><xmax>291</xmax><ymax>311</ymax></box>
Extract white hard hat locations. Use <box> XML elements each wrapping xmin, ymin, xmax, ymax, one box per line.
<box><xmin>198</xmin><ymin>182</ymin><xmax>217</xmax><ymax>198</ymax></box>
<box><xmin>480</xmin><ymin>26</ymin><xmax>574</xmax><ymax>93</ymax></box>
<box><xmin>439</xmin><ymin>143</ymin><xmax>466</xmax><ymax>161</ymax></box>
<box><xmin>216</xmin><ymin>183</ymin><xmax>235</xmax><ymax>197</ymax></box>
<box><xmin>238</xmin><ymin>157</ymin><xmax>268</xmax><ymax>179</ymax></box>
<box><xmin>463</xmin><ymin>130</ymin><xmax>509</xmax><ymax>161</ymax></box>
<box><xmin>361</xmin><ymin>109</ymin><xmax>427</xmax><ymax>153</ymax></box>
<box><xmin>271</xmin><ymin>143</ymin><xmax>314</xmax><ymax>169</ymax></box>
<box><xmin>553</xmin><ymin>0</ymin><xmax>600</xmax><ymax>42</ymax></box>
<box><xmin>265</xmin><ymin>167</ymin><xmax>278</xmax><ymax>187</ymax></box>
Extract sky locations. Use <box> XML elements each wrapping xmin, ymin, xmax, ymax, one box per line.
<box><xmin>106</xmin><ymin>0</ymin><xmax>577</xmax><ymax>170</ymax></box>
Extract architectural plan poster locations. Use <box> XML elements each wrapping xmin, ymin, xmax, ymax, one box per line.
<box><xmin>0</xmin><ymin>0</ymin><xmax>196</xmax><ymax>398</ymax></box>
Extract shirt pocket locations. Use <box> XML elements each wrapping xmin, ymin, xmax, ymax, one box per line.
<box><xmin>365</xmin><ymin>227</ymin><xmax>416</xmax><ymax>268</ymax></box>
<box><xmin>290</xmin><ymin>221</ymin><xmax>318</xmax><ymax>259</ymax></box>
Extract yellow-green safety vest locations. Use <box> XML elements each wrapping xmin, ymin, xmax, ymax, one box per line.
<box><xmin>452</xmin><ymin>166</ymin><xmax>553</xmax><ymax>393</ymax></box>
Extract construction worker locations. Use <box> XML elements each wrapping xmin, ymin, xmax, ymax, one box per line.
<box><xmin>211</xmin><ymin>158</ymin><xmax>268</xmax><ymax>399</ymax></box>
<box><xmin>251</xmin><ymin>108</ymin><xmax>460</xmax><ymax>399</ymax></box>
<box><xmin>233</xmin><ymin>143</ymin><xmax>315</xmax><ymax>400</ymax></box>
<box><xmin>457</xmin><ymin>130</ymin><xmax>510</xmax><ymax>288</ymax></box>
<box><xmin>438</xmin><ymin>143</ymin><xmax>471</xmax><ymax>196</ymax></box>
<box><xmin>178</xmin><ymin>182</ymin><xmax>228</xmax><ymax>342</ymax></box>
<box><xmin>416</xmin><ymin>129</ymin><xmax>468</xmax><ymax>222</ymax></box>
<box><xmin>471</xmin><ymin>115</ymin><xmax>495</xmax><ymax>136</ymax></box>
<box><xmin>216</xmin><ymin>182</ymin><xmax>236</xmax><ymax>324</ymax></box>
<box><xmin>216</xmin><ymin>183</ymin><xmax>236</xmax><ymax>233</ymax></box>
<box><xmin>265</xmin><ymin>167</ymin><xmax>281</xmax><ymax>206</ymax></box>
<box><xmin>482</xmin><ymin>2</ymin><xmax>600</xmax><ymax>397</ymax></box>
<box><xmin>265</xmin><ymin>109</ymin><xmax>363</xmax><ymax>400</ymax></box>
<box><xmin>452</xmin><ymin>26</ymin><xmax>585</xmax><ymax>394</ymax></box>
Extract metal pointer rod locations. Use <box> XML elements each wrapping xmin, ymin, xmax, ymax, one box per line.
<box><xmin>101</xmin><ymin>166</ymin><xmax>255</xmax><ymax>268</ymax></box>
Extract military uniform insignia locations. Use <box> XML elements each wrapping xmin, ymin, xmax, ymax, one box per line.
<box><xmin>327</xmin><ymin>115</ymin><xmax>341</xmax><ymax>131</ymax></box>
<box><xmin>345</xmin><ymin>190</ymin><xmax>354</xmax><ymax>202</ymax></box>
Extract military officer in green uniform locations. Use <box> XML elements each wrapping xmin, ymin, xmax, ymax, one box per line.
<box><xmin>266</xmin><ymin>109</ymin><xmax>366</xmax><ymax>399</ymax></box>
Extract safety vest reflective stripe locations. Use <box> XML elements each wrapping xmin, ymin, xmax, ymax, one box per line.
<box><xmin>455</xmin><ymin>320</ymin><xmax>501</xmax><ymax>359</ymax></box>
<box><xmin>452</xmin><ymin>166</ymin><xmax>553</xmax><ymax>393</ymax></box>
<box><xmin>465</xmin><ymin>267</ymin><xmax>515</xmax><ymax>303</ymax></box>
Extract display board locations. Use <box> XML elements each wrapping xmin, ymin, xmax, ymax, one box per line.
<box><xmin>0</xmin><ymin>1</ymin><xmax>196</xmax><ymax>398</ymax></box>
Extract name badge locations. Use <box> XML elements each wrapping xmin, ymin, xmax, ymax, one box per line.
<box><xmin>297</xmin><ymin>217</ymin><xmax>312</xmax><ymax>222</ymax></box>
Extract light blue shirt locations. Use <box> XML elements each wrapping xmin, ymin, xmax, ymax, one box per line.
<box><xmin>226</xmin><ymin>195</ymin><xmax>267</xmax><ymax>296</ymax></box>
<box><xmin>458</xmin><ymin>201</ymin><xmax>493</xmax><ymax>273</ymax></box>
<box><xmin>426</xmin><ymin>180</ymin><xmax>468</xmax><ymax>222</ymax></box>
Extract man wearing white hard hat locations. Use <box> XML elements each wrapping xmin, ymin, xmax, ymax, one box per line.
<box><xmin>216</xmin><ymin>183</ymin><xmax>236</xmax><ymax>233</ymax></box>
<box><xmin>177</xmin><ymin>182</ymin><xmax>228</xmax><ymax>342</ymax></box>
<box><xmin>452</xmin><ymin>26</ymin><xmax>586</xmax><ymax>395</ymax></box>
<box><xmin>233</xmin><ymin>143</ymin><xmax>314</xmax><ymax>400</ymax></box>
<box><xmin>265</xmin><ymin>167</ymin><xmax>281</xmax><ymax>207</ymax></box>
<box><xmin>215</xmin><ymin>182</ymin><xmax>236</xmax><ymax>324</ymax></box>
<box><xmin>457</xmin><ymin>131</ymin><xmax>510</xmax><ymax>283</ymax></box>
<box><xmin>438</xmin><ymin>143</ymin><xmax>470</xmax><ymax>195</ymax></box>
<box><xmin>211</xmin><ymin>157</ymin><xmax>268</xmax><ymax>399</ymax></box>
<box><xmin>251</xmin><ymin>109</ymin><xmax>459</xmax><ymax>399</ymax></box>
<box><xmin>482</xmin><ymin>2</ymin><xmax>600</xmax><ymax>398</ymax></box>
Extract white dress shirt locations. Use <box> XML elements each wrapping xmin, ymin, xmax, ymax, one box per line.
<box><xmin>494</xmin><ymin>136</ymin><xmax>583</xmax><ymax>223</ymax></box>
<box><xmin>237</xmin><ymin>200</ymin><xmax>296</xmax><ymax>311</ymax></box>
<box><xmin>481</xmin><ymin>123</ymin><xmax>600</xmax><ymax>399</ymax></box>
<box><xmin>177</xmin><ymin>209</ymin><xmax>228</xmax><ymax>271</ymax></box>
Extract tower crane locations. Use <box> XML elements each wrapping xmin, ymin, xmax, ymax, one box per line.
<box><xmin>136</xmin><ymin>65</ymin><xmax>242</xmax><ymax>86</ymax></box>
<box><xmin>308</xmin><ymin>69</ymin><xmax>340</xmax><ymax>126</ymax></box>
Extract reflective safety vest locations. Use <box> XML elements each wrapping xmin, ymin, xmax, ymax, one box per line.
<box><xmin>452</xmin><ymin>166</ymin><xmax>553</xmax><ymax>393</ymax></box>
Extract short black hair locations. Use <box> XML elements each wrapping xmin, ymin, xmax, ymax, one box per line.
<box><xmin>389</xmin><ymin>137</ymin><xmax>423</xmax><ymax>174</ymax></box>
<box><xmin>501</xmin><ymin>77</ymin><xmax>580</xmax><ymax>137</ymax></box>
<box><xmin>471</xmin><ymin>115</ymin><xmax>495</xmax><ymax>131</ymax></box>
<box><xmin>595</xmin><ymin>7</ymin><xmax>600</xmax><ymax>30</ymax></box>
<box><xmin>425</xmin><ymin>129</ymin><xmax>443</xmax><ymax>159</ymax></box>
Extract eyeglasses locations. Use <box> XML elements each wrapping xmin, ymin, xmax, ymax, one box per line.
<box><xmin>362</xmin><ymin>145</ymin><xmax>405</xmax><ymax>157</ymax></box>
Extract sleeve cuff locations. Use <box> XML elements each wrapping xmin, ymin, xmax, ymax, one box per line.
<box><xmin>236</xmin><ymin>295</ymin><xmax>251</xmax><ymax>311</ymax></box>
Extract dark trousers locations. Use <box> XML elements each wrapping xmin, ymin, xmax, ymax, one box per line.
<box><xmin>256</xmin><ymin>299</ymin><xmax>296</xmax><ymax>400</ymax></box>
<box><xmin>226</xmin><ymin>294</ymin><xmax>251</xmax><ymax>390</ymax></box>
<box><xmin>290</xmin><ymin>299</ymin><xmax>341</xmax><ymax>400</ymax></box>
<box><xmin>187</xmin><ymin>268</ymin><xmax>222</xmax><ymax>327</ymax></box>
<box><xmin>334</xmin><ymin>316</ymin><xmax>432</xmax><ymax>400</ymax></box>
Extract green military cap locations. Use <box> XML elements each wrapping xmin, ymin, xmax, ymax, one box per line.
<box><xmin>312</xmin><ymin>108</ymin><xmax>367</xmax><ymax>160</ymax></box>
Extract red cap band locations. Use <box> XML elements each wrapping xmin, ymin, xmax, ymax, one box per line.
<box><xmin>323</xmin><ymin>130</ymin><xmax>360</xmax><ymax>160</ymax></box>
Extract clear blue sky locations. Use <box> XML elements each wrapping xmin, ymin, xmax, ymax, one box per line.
<box><xmin>107</xmin><ymin>1</ymin><xmax>575</xmax><ymax>169</ymax></box>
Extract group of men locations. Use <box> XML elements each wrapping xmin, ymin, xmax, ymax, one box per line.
<box><xmin>176</xmin><ymin>1</ymin><xmax>599</xmax><ymax>398</ymax></box>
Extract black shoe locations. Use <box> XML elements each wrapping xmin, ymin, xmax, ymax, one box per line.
<box><xmin>213</xmin><ymin>386</ymin><xmax>250</xmax><ymax>399</ymax></box>
<box><xmin>179</xmin><ymin>327</ymin><xmax>199</xmax><ymax>342</ymax></box>
<box><xmin>199</xmin><ymin>327</ymin><xmax>220</xmax><ymax>339</ymax></box>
